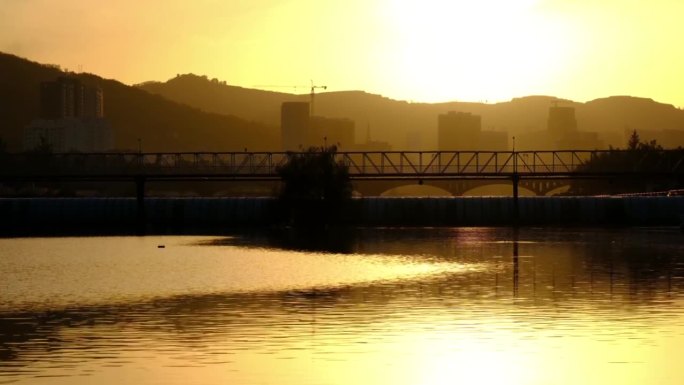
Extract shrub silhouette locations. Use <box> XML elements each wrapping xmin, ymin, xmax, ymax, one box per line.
<box><xmin>276</xmin><ymin>145</ymin><xmax>352</xmax><ymax>226</ymax></box>
<box><xmin>569</xmin><ymin>131</ymin><xmax>682</xmax><ymax>194</ymax></box>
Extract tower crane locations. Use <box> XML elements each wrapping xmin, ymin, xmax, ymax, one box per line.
<box><xmin>308</xmin><ymin>81</ymin><xmax>327</xmax><ymax>117</ymax></box>
<box><xmin>253</xmin><ymin>81</ymin><xmax>327</xmax><ymax>116</ymax></box>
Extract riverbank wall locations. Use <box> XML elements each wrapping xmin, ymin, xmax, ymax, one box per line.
<box><xmin>1</xmin><ymin>196</ymin><xmax>683</xmax><ymax>233</ymax></box>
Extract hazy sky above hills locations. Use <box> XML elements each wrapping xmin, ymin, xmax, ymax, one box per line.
<box><xmin>2</xmin><ymin>0</ymin><xmax>683</xmax><ymax>106</ymax></box>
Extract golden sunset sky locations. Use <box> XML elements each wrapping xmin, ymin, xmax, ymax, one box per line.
<box><xmin>1</xmin><ymin>0</ymin><xmax>683</xmax><ymax>106</ymax></box>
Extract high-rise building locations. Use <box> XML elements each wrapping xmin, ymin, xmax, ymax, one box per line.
<box><xmin>438</xmin><ymin>112</ymin><xmax>481</xmax><ymax>150</ymax></box>
<box><xmin>39</xmin><ymin>77</ymin><xmax>104</xmax><ymax>119</ymax></box>
<box><xmin>83</xmin><ymin>86</ymin><xmax>104</xmax><ymax>118</ymax></box>
<box><xmin>39</xmin><ymin>77</ymin><xmax>86</xmax><ymax>119</ymax></box>
<box><xmin>547</xmin><ymin>106</ymin><xmax>577</xmax><ymax>135</ymax></box>
<box><xmin>546</xmin><ymin>105</ymin><xmax>604</xmax><ymax>149</ymax></box>
<box><xmin>23</xmin><ymin>119</ymin><xmax>112</xmax><ymax>153</ymax></box>
<box><xmin>24</xmin><ymin>77</ymin><xmax>112</xmax><ymax>152</ymax></box>
<box><xmin>281</xmin><ymin>102</ymin><xmax>310</xmax><ymax>151</ymax></box>
<box><xmin>526</xmin><ymin>105</ymin><xmax>605</xmax><ymax>149</ymax></box>
<box><xmin>437</xmin><ymin>111</ymin><xmax>509</xmax><ymax>151</ymax></box>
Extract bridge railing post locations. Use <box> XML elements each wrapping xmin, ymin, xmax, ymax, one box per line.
<box><xmin>513</xmin><ymin>150</ymin><xmax>518</xmax><ymax>174</ymax></box>
<box><xmin>512</xmin><ymin>173</ymin><xmax>520</xmax><ymax>225</ymax></box>
<box><xmin>512</xmin><ymin>150</ymin><xmax>519</xmax><ymax>225</ymax></box>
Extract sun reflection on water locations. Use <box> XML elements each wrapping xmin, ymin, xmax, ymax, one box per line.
<box><xmin>1</xmin><ymin>228</ymin><xmax>684</xmax><ymax>385</ymax></box>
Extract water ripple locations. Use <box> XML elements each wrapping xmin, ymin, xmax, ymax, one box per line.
<box><xmin>1</xmin><ymin>228</ymin><xmax>684</xmax><ymax>385</ymax></box>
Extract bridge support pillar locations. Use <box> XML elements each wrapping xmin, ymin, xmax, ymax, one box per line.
<box><xmin>513</xmin><ymin>227</ymin><xmax>519</xmax><ymax>296</ymax></box>
<box><xmin>512</xmin><ymin>174</ymin><xmax>520</xmax><ymax>225</ymax></box>
<box><xmin>135</xmin><ymin>176</ymin><xmax>146</xmax><ymax>234</ymax></box>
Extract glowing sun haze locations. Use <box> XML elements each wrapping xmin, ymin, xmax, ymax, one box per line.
<box><xmin>1</xmin><ymin>0</ymin><xmax>683</xmax><ymax>106</ymax></box>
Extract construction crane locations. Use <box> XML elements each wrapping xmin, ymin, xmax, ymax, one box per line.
<box><xmin>254</xmin><ymin>80</ymin><xmax>327</xmax><ymax>116</ymax></box>
<box><xmin>308</xmin><ymin>81</ymin><xmax>327</xmax><ymax>117</ymax></box>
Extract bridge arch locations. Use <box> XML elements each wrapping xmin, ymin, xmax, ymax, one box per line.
<box><xmin>519</xmin><ymin>180</ymin><xmax>571</xmax><ymax>196</ymax></box>
<box><xmin>355</xmin><ymin>180</ymin><xmax>516</xmax><ymax>197</ymax></box>
<box><xmin>381</xmin><ymin>184</ymin><xmax>453</xmax><ymax>197</ymax></box>
<box><xmin>461</xmin><ymin>183</ymin><xmax>535</xmax><ymax>197</ymax></box>
<box><xmin>354</xmin><ymin>178</ymin><xmax>572</xmax><ymax>197</ymax></box>
<box><xmin>541</xmin><ymin>184</ymin><xmax>571</xmax><ymax>196</ymax></box>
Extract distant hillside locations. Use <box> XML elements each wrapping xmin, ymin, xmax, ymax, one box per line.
<box><xmin>0</xmin><ymin>53</ymin><xmax>279</xmax><ymax>152</ymax></box>
<box><xmin>581</xmin><ymin>96</ymin><xmax>684</xmax><ymax>134</ymax></box>
<box><xmin>139</xmin><ymin>75</ymin><xmax>684</xmax><ymax>149</ymax></box>
<box><xmin>138</xmin><ymin>75</ymin><xmax>293</xmax><ymax>126</ymax></box>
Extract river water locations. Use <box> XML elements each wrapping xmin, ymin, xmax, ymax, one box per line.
<box><xmin>1</xmin><ymin>227</ymin><xmax>683</xmax><ymax>385</ymax></box>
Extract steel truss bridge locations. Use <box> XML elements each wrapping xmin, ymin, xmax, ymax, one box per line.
<box><xmin>2</xmin><ymin>150</ymin><xmax>684</xmax><ymax>196</ymax></box>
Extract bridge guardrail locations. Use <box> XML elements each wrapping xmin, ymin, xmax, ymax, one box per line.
<box><xmin>1</xmin><ymin>150</ymin><xmax>683</xmax><ymax>178</ymax></box>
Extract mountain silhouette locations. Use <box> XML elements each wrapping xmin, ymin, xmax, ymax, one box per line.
<box><xmin>3</xmin><ymin>52</ymin><xmax>684</xmax><ymax>152</ymax></box>
<box><xmin>139</xmin><ymin>75</ymin><xmax>684</xmax><ymax>150</ymax></box>
<box><xmin>582</xmin><ymin>96</ymin><xmax>684</xmax><ymax>133</ymax></box>
<box><xmin>0</xmin><ymin>52</ymin><xmax>278</xmax><ymax>152</ymax></box>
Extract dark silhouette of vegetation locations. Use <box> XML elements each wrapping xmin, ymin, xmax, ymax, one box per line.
<box><xmin>626</xmin><ymin>129</ymin><xmax>662</xmax><ymax>151</ymax></box>
<box><xmin>627</xmin><ymin>129</ymin><xmax>640</xmax><ymax>150</ymax></box>
<box><xmin>568</xmin><ymin>130</ymin><xmax>683</xmax><ymax>195</ymax></box>
<box><xmin>276</xmin><ymin>146</ymin><xmax>352</xmax><ymax>227</ymax></box>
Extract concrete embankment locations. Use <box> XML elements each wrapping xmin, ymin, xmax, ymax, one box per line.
<box><xmin>1</xmin><ymin>196</ymin><xmax>683</xmax><ymax>233</ymax></box>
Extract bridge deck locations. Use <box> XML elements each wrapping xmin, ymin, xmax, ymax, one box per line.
<box><xmin>1</xmin><ymin>150</ymin><xmax>683</xmax><ymax>180</ymax></box>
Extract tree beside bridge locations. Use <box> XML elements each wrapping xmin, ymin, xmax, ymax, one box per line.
<box><xmin>568</xmin><ymin>131</ymin><xmax>684</xmax><ymax>195</ymax></box>
<box><xmin>276</xmin><ymin>145</ymin><xmax>352</xmax><ymax>226</ymax></box>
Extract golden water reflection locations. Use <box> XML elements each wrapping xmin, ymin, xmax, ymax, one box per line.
<box><xmin>1</xmin><ymin>228</ymin><xmax>683</xmax><ymax>384</ymax></box>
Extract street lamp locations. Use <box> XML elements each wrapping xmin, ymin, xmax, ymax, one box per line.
<box><xmin>512</xmin><ymin>136</ymin><xmax>517</xmax><ymax>174</ymax></box>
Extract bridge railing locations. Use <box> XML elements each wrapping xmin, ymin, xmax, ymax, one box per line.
<box><xmin>338</xmin><ymin>152</ymin><xmax>517</xmax><ymax>175</ymax></box>
<box><xmin>1</xmin><ymin>150</ymin><xmax>683</xmax><ymax>177</ymax></box>
<box><xmin>338</xmin><ymin>150</ymin><xmax>684</xmax><ymax>176</ymax></box>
